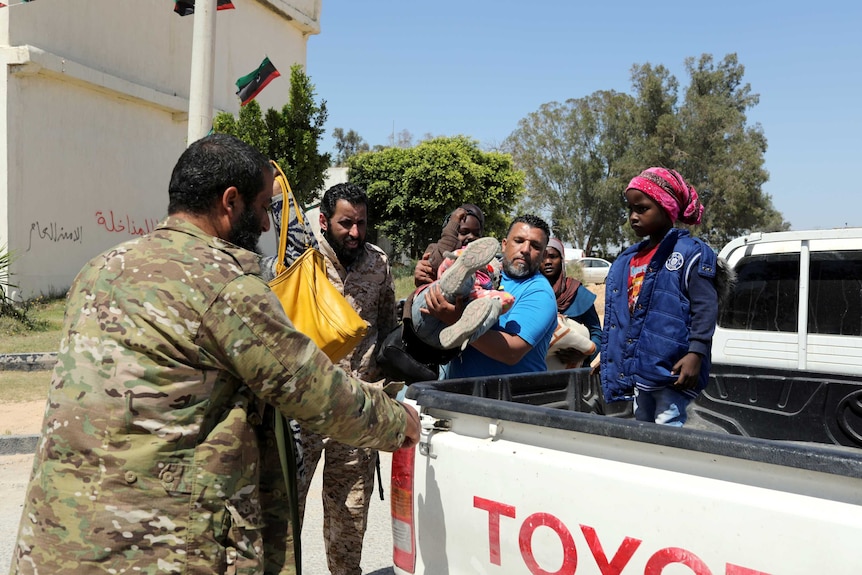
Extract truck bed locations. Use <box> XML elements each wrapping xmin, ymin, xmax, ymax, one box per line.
<box><xmin>414</xmin><ymin>364</ymin><xmax>862</xmax><ymax>447</ymax></box>
<box><xmin>405</xmin><ymin>368</ymin><xmax>862</xmax><ymax>487</ymax></box>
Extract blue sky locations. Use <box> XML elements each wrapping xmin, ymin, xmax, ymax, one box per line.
<box><xmin>306</xmin><ymin>1</ymin><xmax>861</xmax><ymax>232</ymax></box>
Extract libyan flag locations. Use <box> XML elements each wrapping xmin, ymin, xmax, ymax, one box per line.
<box><xmin>174</xmin><ymin>0</ymin><xmax>235</xmax><ymax>16</ymax></box>
<box><xmin>236</xmin><ymin>57</ymin><xmax>280</xmax><ymax>106</ymax></box>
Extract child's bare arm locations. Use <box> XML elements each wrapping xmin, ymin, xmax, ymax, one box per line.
<box><xmin>414</xmin><ymin>253</ymin><xmax>436</xmax><ymax>287</ymax></box>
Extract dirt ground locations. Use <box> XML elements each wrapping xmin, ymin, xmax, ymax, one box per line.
<box><xmin>0</xmin><ymin>284</ymin><xmax>606</xmax><ymax>437</ymax></box>
<box><xmin>589</xmin><ymin>281</ymin><xmax>606</xmax><ymax>320</ymax></box>
<box><xmin>1</xmin><ymin>401</ymin><xmax>44</xmax><ymax>436</ymax></box>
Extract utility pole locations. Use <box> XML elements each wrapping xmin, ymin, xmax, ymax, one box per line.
<box><xmin>187</xmin><ymin>0</ymin><xmax>217</xmax><ymax>145</ymax></box>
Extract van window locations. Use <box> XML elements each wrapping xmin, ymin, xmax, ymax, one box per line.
<box><xmin>808</xmin><ymin>250</ymin><xmax>862</xmax><ymax>336</ymax></box>
<box><xmin>718</xmin><ymin>253</ymin><xmax>799</xmax><ymax>332</ymax></box>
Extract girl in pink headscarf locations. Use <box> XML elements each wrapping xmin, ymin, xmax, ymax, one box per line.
<box><xmin>599</xmin><ymin>167</ymin><xmax>719</xmax><ymax>427</ymax></box>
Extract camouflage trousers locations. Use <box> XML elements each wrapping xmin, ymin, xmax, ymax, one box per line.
<box><xmin>296</xmin><ymin>431</ymin><xmax>377</xmax><ymax>575</ymax></box>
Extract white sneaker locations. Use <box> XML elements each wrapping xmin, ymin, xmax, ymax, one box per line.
<box><xmin>437</xmin><ymin>237</ymin><xmax>500</xmax><ymax>300</ymax></box>
<box><xmin>439</xmin><ymin>297</ymin><xmax>496</xmax><ymax>350</ymax></box>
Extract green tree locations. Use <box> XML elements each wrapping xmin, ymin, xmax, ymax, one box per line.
<box><xmin>332</xmin><ymin>128</ymin><xmax>370</xmax><ymax>166</ymax></box>
<box><xmin>214</xmin><ymin>64</ymin><xmax>330</xmax><ymax>207</ymax></box>
<box><xmin>349</xmin><ymin>136</ymin><xmax>525</xmax><ymax>257</ymax></box>
<box><xmin>674</xmin><ymin>54</ymin><xmax>788</xmax><ymax>246</ymax></box>
<box><xmin>505</xmin><ymin>90</ymin><xmax>640</xmax><ymax>255</ymax></box>
<box><xmin>392</xmin><ymin>129</ymin><xmax>414</xmax><ymax>149</ymax></box>
<box><xmin>506</xmin><ymin>53</ymin><xmax>786</xmax><ymax>255</ymax></box>
<box><xmin>629</xmin><ymin>62</ymin><xmax>682</xmax><ymax>168</ymax></box>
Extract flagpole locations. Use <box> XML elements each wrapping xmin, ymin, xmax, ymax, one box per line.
<box><xmin>187</xmin><ymin>0</ymin><xmax>217</xmax><ymax>145</ymax></box>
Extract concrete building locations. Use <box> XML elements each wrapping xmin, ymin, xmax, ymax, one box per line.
<box><xmin>0</xmin><ymin>0</ymin><xmax>321</xmax><ymax>298</ymax></box>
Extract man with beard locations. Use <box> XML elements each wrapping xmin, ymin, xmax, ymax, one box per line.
<box><xmin>295</xmin><ymin>182</ymin><xmax>398</xmax><ymax>575</ymax></box>
<box><xmin>10</xmin><ymin>134</ymin><xmax>419</xmax><ymax>575</ymax></box>
<box><xmin>425</xmin><ymin>214</ymin><xmax>558</xmax><ymax>378</ymax></box>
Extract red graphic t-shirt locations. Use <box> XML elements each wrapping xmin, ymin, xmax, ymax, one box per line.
<box><xmin>628</xmin><ymin>243</ymin><xmax>659</xmax><ymax>313</ymax></box>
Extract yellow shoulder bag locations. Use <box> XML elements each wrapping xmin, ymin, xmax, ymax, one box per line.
<box><xmin>267</xmin><ymin>162</ymin><xmax>368</xmax><ymax>363</ymax></box>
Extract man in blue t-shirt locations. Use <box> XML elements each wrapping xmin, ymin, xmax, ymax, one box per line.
<box><xmin>423</xmin><ymin>214</ymin><xmax>558</xmax><ymax>378</ymax></box>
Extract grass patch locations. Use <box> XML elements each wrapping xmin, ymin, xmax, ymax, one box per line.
<box><xmin>391</xmin><ymin>261</ymin><xmax>418</xmax><ymax>302</ymax></box>
<box><xmin>0</xmin><ymin>370</ymin><xmax>51</xmax><ymax>403</ymax></box>
<box><xmin>395</xmin><ymin>274</ymin><xmax>416</xmax><ymax>301</ymax></box>
<box><xmin>0</xmin><ymin>297</ymin><xmax>66</xmax><ymax>354</ymax></box>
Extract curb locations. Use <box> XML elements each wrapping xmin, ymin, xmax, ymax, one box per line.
<box><xmin>0</xmin><ymin>353</ymin><xmax>57</xmax><ymax>372</ymax></box>
<box><xmin>0</xmin><ymin>434</ymin><xmax>38</xmax><ymax>455</ymax></box>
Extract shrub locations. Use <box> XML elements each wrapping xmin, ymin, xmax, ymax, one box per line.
<box><xmin>0</xmin><ymin>244</ymin><xmax>49</xmax><ymax>331</ymax></box>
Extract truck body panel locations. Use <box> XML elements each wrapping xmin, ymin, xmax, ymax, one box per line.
<box><xmin>713</xmin><ymin>228</ymin><xmax>862</xmax><ymax>375</ymax></box>
<box><xmin>393</xmin><ymin>369</ymin><xmax>862</xmax><ymax>575</ymax></box>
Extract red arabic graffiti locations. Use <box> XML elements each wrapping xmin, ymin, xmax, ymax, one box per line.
<box><xmin>95</xmin><ymin>210</ymin><xmax>159</xmax><ymax>237</ymax></box>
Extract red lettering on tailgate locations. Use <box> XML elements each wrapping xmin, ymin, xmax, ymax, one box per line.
<box><xmin>472</xmin><ymin>495</ymin><xmax>773</xmax><ymax>575</ymax></box>
<box><xmin>645</xmin><ymin>547</ymin><xmax>711</xmax><ymax>574</ymax></box>
<box><xmin>580</xmin><ymin>525</ymin><xmax>641</xmax><ymax>575</ymax></box>
<box><xmin>519</xmin><ymin>512</ymin><xmax>577</xmax><ymax>575</ymax></box>
<box><xmin>474</xmin><ymin>496</ymin><xmax>516</xmax><ymax>565</ymax></box>
<box><xmin>726</xmin><ymin>565</ymin><xmax>771</xmax><ymax>575</ymax></box>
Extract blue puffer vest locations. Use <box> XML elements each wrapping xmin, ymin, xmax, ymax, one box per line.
<box><xmin>600</xmin><ymin>228</ymin><xmax>717</xmax><ymax>402</ymax></box>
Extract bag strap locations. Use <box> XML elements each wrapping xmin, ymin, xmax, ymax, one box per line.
<box><xmin>271</xmin><ymin>160</ymin><xmax>308</xmax><ymax>277</ymax></box>
<box><xmin>275</xmin><ymin>411</ymin><xmax>303</xmax><ymax>575</ymax></box>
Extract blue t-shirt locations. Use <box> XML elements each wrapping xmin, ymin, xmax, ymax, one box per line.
<box><xmin>446</xmin><ymin>271</ymin><xmax>557</xmax><ymax>378</ymax></box>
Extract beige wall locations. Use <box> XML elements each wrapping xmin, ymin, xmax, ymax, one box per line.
<box><xmin>0</xmin><ymin>0</ymin><xmax>320</xmax><ymax>298</ymax></box>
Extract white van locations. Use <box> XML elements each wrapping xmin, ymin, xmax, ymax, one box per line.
<box><xmin>713</xmin><ymin>228</ymin><xmax>862</xmax><ymax>376</ymax></box>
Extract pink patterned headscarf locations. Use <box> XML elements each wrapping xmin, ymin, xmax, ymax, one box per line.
<box><xmin>626</xmin><ymin>167</ymin><xmax>704</xmax><ymax>225</ymax></box>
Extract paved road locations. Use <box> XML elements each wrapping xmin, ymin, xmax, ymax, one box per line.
<box><xmin>0</xmin><ymin>448</ymin><xmax>396</xmax><ymax>575</ymax></box>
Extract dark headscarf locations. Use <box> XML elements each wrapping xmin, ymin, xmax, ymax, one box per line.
<box><xmin>546</xmin><ymin>238</ymin><xmax>580</xmax><ymax>313</ymax></box>
<box><xmin>459</xmin><ymin>203</ymin><xmax>485</xmax><ymax>231</ymax></box>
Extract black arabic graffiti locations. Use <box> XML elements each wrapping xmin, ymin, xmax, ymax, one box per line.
<box><xmin>27</xmin><ymin>221</ymin><xmax>83</xmax><ymax>251</ymax></box>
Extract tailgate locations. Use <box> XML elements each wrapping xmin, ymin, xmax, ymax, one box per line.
<box><xmin>398</xmin><ymin>379</ymin><xmax>862</xmax><ymax>575</ymax></box>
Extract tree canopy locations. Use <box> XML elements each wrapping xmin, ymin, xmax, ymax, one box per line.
<box><xmin>332</xmin><ymin>128</ymin><xmax>370</xmax><ymax>166</ymax></box>
<box><xmin>505</xmin><ymin>53</ymin><xmax>788</xmax><ymax>254</ymax></box>
<box><xmin>348</xmin><ymin>136</ymin><xmax>524</xmax><ymax>257</ymax></box>
<box><xmin>213</xmin><ymin>64</ymin><xmax>330</xmax><ymax>208</ymax></box>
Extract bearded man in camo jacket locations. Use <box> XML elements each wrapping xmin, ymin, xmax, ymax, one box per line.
<box><xmin>9</xmin><ymin>134</ymin><xmax>419</xmax><ymax>575</ymax></box>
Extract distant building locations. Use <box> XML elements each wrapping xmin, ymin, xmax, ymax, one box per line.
<box><xmin>0</xmin><ymin>0</ymin><xmax>321</xmax><ymax>298</ymax></box>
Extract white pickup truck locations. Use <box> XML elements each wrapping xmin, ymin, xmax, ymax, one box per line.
<box><xmin>713</xmin><ymin>227</ymin><xmax>862</xmax><ymax>375</ymax></box>
<box><xmin>389</xmin><ymin>367</ymin><xmax>862</xmax><ymax>575</ymax></box>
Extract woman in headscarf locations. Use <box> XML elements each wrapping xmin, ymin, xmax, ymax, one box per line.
<box><xmin>541</xmin><ymin>238</ymin><xmax>603</xmax><ymax>368</ymax></box>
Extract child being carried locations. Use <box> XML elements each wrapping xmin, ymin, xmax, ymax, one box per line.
<box><xmin>410</xmin><ymin>237</ymin><xmax>514</xmax><ymax>350</ymax></box>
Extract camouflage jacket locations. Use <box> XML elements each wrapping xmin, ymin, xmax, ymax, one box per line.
<box><xmin>11</xmin><ymin>217</ymin><xmax>408</xmax><ymax>575</ymax></box>
<box><xmin>316</xmin><ymin>234</ymin><xmax>397</xmax><ymax>382</ymax></box>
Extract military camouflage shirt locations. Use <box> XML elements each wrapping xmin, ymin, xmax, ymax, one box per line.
<box><xmin>316</xmin><ymin>235</ymin><xmax>397</xmax><ymax>381</ymax></box>
<box><xmin>10</xmin><ymin>217</ymin><xmax>408</xmax><ymax>575</ymax></box>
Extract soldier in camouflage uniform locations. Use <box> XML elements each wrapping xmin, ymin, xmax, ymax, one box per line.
<box><xmin>294</xmin><ymin>183</ymin><xmax>397</xmax><ymax>575</ymax></box>
<box><xmin>9</xmin><ymin>134</ymin><xmax>419</xmax><ymax>575</ymax></box>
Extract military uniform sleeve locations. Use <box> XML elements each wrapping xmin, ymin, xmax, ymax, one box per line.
<box><xmin>199</xmin><ymin>274</ymin><xmax>407</xmax><ymax>451</ymax></box>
